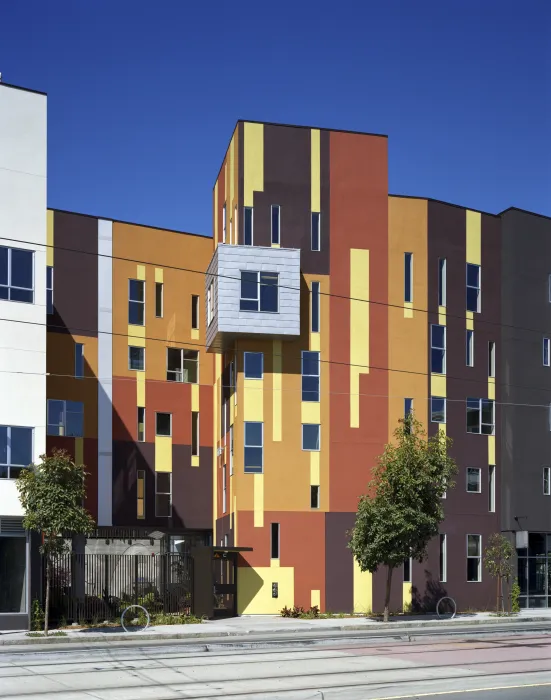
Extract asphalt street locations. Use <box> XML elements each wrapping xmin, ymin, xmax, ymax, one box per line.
<box><xmin>0</xmin><ymin>631</ymin><xmax>550</xmax><ymax>699</ymax></box>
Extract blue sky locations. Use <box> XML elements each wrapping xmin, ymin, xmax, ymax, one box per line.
<box><xmin>1</xmin><ymin>1</ymin><xmax>549</xmax><ymax>234</ymax></box>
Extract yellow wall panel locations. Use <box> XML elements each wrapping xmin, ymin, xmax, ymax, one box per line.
<box><xmin>136</xmin><ymin>265</ymin><xmax>146</xmax><ymax>281</ymax></box>
<box><xmin>311</xmin><ymin>590</ymin><xmax>321</xmax><ymax>608</ymax></box>
<box><xmin>155</xmin><ymin>436</ymin><xmax>172</xmax><ymax>472</ymax></box>
<box><xmin>46</xmin><ymin>210</ymin><xmax>54</xmax><ymax>266</ymax></box>
<box><xmin>488</xmin><ymin>377</ymin><xmax>496</xmax><ymax>400</ymax></box>
<box><xmin>488</xmin><ymin>435</ymin><xmax>495</xmax><ymax>465</ymax></box>
<box><xmin>403</xmin><ymin>583</ymin><xmax>412</xmax><ymax>612</ymax></box>
<box><xmin>353</xmin><ymin>560</ymin><xmax>372</xmax><ymax>614</ymax></box>
<box><xmin>244</xmin><ymin>378</ymin><xmax>264</xmax><ymax>422</ymax></box>
<box><xmin>253</xmin><ymin>473</ymin><xmax>264</xmax><ymax>527</ymax></box>
<box><xmin>213</xmin><ymin>180</ymin><xmax>218</xmax><ymax>245</ymax></box>
<box><xmin>191</xmin><ymin>383</ymin><xmax>199</xmax><ymax>412</ymax></box>
<box><xmin>301</xmin><ymin>401</ymin><xmax>321</xmax><ymax>424</ymax></box>
<box><xmin>128</xmin><ymin>325</ymin><xmax>146</xmax><ymax>346</ymax></box>
<box><xmin>466</xmin><ymin>210</ymin><xmax>481</xmax><ymax>265</ymax></box>
<box><xmin>154</xmin><ymin>267</ymin><xmax>163</xmax><ymax>283</ymax></box>
<box><xmin>311</xmin><ymin>129</ymin><xmax>320</xmax><ymax>212</ymax></box>
<box><xmin>136</xmin><ymin>373</ymin><xmax>145</xmax><ymax>407</ymax></box>
<box><xmin>310</xmin><ymin>452</ymin><xmax>320</xmax><ymax>486</ymax></box>
<box><xmin>431</xmin><ymin>374</ymin><xmax>447</xmax><ymax>397</ymax></box>
<box><xmin>74</xmin><ymin>437</ymin><xmax>83</xmax><ymax>466</ymax></box>
<box><xmin>191</xmin><ymin>329</ymin><xmax>199</xmax><ymax>341</ymax></box>
<box><xmin>238</xmin><ymin>565</ymin><xmax>293</xmax><ymax>614</ymax></box>
<box><xmin>350</xmin><ymin>249</ymin><xmax>370</xmax><ymax>428</ymax></box>
<box><xmin>272</xmin><ymin>340</ymin><xmax>282</xmax><ymax>441</ymax></box>
<box><xmin>244</xmin><ymin>122</ymin><xmax>264</xmax><ymax>207</ymax></box>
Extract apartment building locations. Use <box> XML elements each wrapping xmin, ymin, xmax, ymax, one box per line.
<box><xmin>1</xmin><ymin>83</ymin><xmax>550</xmax><ymax>630</ymax></box>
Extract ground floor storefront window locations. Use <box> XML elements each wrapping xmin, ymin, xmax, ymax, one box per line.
<box><xmin>0</xmin><ymin>534</ymin><xmax>27</xmax><ymax>613</ymax></box>
<box><xmin>517</xmin><ymin>532</ymin><xmax>551</xmax><ymax>608</ymax></box>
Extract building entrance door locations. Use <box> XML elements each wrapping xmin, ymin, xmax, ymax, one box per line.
<box><xmin>213</xmin><ymin>550</ymin><xmax>237</xmax><ymax>617</ymax></box>
<box><xmin>517</xmin><ymin>533</ymin><xmax>551</xmax><ymax>608</ymax></box>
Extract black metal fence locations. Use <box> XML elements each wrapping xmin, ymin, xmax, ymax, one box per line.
<box><xmin>43</xmin><ymin>553</ymin><xmax>193</xmax><ymax>624</ymax></box>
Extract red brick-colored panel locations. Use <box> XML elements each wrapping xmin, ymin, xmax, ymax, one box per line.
<box><xmin>145</xmin><ymin>380</ymin><xmax>191</xmax><ymax>444</ymax></box>
<box><xmin>112</xmin><ymin>376</ymin><xmax>137</xmax><ymax>442</ymax></box>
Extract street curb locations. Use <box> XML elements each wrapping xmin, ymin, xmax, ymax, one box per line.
<box><xmin>1</xmin><ymin>615</ymin><xmax>550</xmax><ymax>647</ymax></box>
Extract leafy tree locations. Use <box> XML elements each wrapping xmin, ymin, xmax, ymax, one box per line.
<box><xmin>16</xmin><ymin>449</ymin><xmax>95</xmax><ymax>635</ymax></box>
<box><xmin>349</xmin><ymin>415</ymin><xmax>457</xmax><ymax>622</ymax></box>
<box><xmin>484</xmin><ymin>533</ymin><xmax>514</xmax><ymax>613</ymax></box>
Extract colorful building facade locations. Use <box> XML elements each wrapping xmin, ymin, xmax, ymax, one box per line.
<box><xmin>2</xmin><ymin>83</ymin><xmax>551</xmax><ymax>630</ymax></box>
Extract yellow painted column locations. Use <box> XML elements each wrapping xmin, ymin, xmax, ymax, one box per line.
<box><xmin>272</xmin><ymin>340</ymin><xmax>282</xmax><ymax>442</ymax></box>
<box><xmin>244</xmin><ymin>122</ymin><xmax>264</xmax><ymax>207</ymax></box>
<box><xmin>244</xmin><ymin>375</ymin><xmax>264</xmax><ymax>528</ymax></box>
<box><xmin>353</xmin><ymin>560</ymin><xmax>372</xmax><ymax>614</ymax></box>
<box><xmin>46</xmin><ymin>210</ymin><xmax>54</xmax><ymax>266</ymax></box>
<box><xmin>466</xmin><ymin>210</ymin><xmax>481</xmax><ymax>333</ymax></box>
<box><xmin>213</xmin><ymin>354</ymin><xmax>222</xmax><ymax>533</ymax></box>
<box><xmin>350</xmin><ymin>250</ymin><xmax>370</xmax><ymax>428</ymax></box>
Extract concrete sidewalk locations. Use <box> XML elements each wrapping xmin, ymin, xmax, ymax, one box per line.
<box><xmin>1</xmin><ymin>609</ymin><xmax>551</xmax><ymax>646</ymax></box>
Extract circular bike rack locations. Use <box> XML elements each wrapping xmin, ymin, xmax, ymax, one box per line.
<box><xmin>120</xmin><ymin>604</ymin><xmax>150</xmax><ymax>633</ymax></box>
<box><xmin>436</xmin><ymin>596</ymin><xmax>457</xmax><ymax>620</ymax></box>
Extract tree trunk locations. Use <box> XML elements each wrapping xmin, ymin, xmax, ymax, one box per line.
<box><xmin>383</xmin><ymin>566</ymin><xmax>393</xmax><ymax>623</ymax></box>
<box><xmin>45</xmin><ymin>555</ymin><xmax>50</xmax><ymax>637</ymax></box>
<box><xmin>496</xmin><ymin>573</ymin><xmax>500</xmax><ymax>614</ymax></box>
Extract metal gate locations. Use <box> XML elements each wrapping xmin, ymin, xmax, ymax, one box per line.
<box><xmin>43</xmin><ymin>553</ymin><xmax>193</xmax><ymax>623</ymax></box>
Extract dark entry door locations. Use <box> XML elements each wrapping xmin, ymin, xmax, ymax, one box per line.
<box><xmin>213</xmin><ymin>551</ymin><xmax>237</xmax><ymax>617</ymax></box>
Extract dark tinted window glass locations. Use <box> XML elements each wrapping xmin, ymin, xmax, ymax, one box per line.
<box><xmin>0</xmin><ymin>247</ymin><xmax>7</xmax><ymax>286</ymax></box>
<box><xmin>259</xmin><ymin>272</ymin><xmax>278</xmax><ymax>312</ymax></box>
<box><xmin>11</xmin><ymin>248</ymin><xmax>33</xmax><ymax>289</ymax></box>
<box><xmin>156</xmin><ymin>412</ymin><xmax>172</xmax><ymax>436</ymax></box>
<box><xmin>244</xmin><ymin>207</ymin><xmax>253</xmax><ymax>245</ymax></box>
<box><xmin>10</xmin><ymin>427</ymin><xmax>32</xmax><ymax>466</ymax></box>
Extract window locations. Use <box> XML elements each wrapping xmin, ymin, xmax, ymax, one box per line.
<box><xmin>311</xmin><ymin>212</ymin><xmax>321</xmax><ymax>251</ymax></box>
<box><xmin>240</xmin><ymin>271</ymin><xmax>278</xmax><ymax>312</ymax></box>
<box><xmin>137</xmin><ymin>470</ymin><xmax>145</xmax><ymax>519</ymax></box>
<box><xmin>166</xmin><ymin>348</ymin><xmax>198</xmax><ymax>383</ymax></box>
<box><xmin>467</xmin><ymin>467</ymin><xmax>481</xmax><ymax>493</ymax></box>
<box><xmin>302</xmin><ymin>424</ymin><xmax>320</xmax><ymax>451</ymax></box>
<box><xmin>234</xmin><ymin>206</ymin><xmax>237</xmax><ymax>245</ymax></box>
<box><xmin>431</xmin><ymin>397</ymin><xmax>446</xmax><ymax>423</ymax></box>
<box><xmin>192</xmin><ymin>412</ymin><xmax>199</xmax><ymax>457</ymax></box>
<box><xmin>489</xmin><ymin>465</ymin><xmax>495</xmax><ymax>512</ymax></box>
<box><xmin>155</xmin><ymin>282</ymin><xmax>163</xmax><ymax>318</ymax></box>
<box><xmin>75</xmin><ymin>343</ymin><xmax>84</xmax><ymax>378</ymax></box>
<box><xmin>311</xmin><ymin>281</ymin><xmax>320</xmax><ymax>333</ymax></box>
<box><xmin>155</xmin><ymin>472</ymin><xmax>171</xmax><ymax>517</ymax></box>
<box><xmin>244</xmin><ymin>422</ymin><xmax>263</xmax><ymax>473</ymax></box>
<box><xmin>155</xmin><ymin>412</ymin><xmax>172</xmax><ymax>437</ymax></box>
<box><xmin>466</xmin><ymin>398</ymin><xmax>495</xmax><ymax>435</ymax></box>
<box><xmin>544</xmin><ymin>467</ymin><xmax>550</xmax><ymax>496</ymax></box>
<box><xmin>439</xmin><ymin>534</ymin><xmax>447</xmax><ymax>582</ymax></box>
<box><xmin>311</xmin><ymin>485</ymin><xmax>320</xmax><ymax>509</ymax></box>
<box><xmin>488</xmin><ymin>341</ymin><xmax>495</xmax><ymax>377</ymax></box>
<box><xmin>302</xmin><ymin>351</ymin><xmax>320</xmax><ymax>402</ymax></box>
<box><xmin>222</xmin><ymin>465</ymin><xmax>227</xmax><ymax>513</ymax></box>
<box><xmin>229</xmin><ymin>425</ymin><xmax>234</xmax><ymax>476</ymax></box>
<box><xmin>467</xmin><ymin>534</ymin><xmax>482</xmax><ymax>582</ymax></box>
<box><xmin>222</xmin><ymin>203</ymin><xmax>226</xmax><ymax>243</ymax></box>
<box><xmin>137</xmin><ymin>407</ymin><xmax>145</xmax><ymax>442</ymax></box>
<box><xmin>431</xmin><ymin>325</ymin><xmax>446</xmax><ymax>374</ymax></box>
<box><xmin>404</xmin><ymin>398</ymin><xmax>413</xmax><ymax>418</ymax></box>
<box><xmin>244</xmin><ymin>352</ymin><xmax>263</xmax><ymax>379</ymax></box>
<box><xmin>207</xmin><ymin>283</ymin><xmax>214</xmax><ymax>326</ymax></box>
<box><xmin>0</xmin><ymin>246</ymin><xmax>34</xmax><ymax>303</ymax></box>
<box><xmin>46</xmin><ymin>266</ymin><xmax>53</xmax><ymax>314</ymax></box>
<box><xmin>244</xmin><ymin>207</ymin><xmax>253</xmax><ymax>245</ymax></box>
<box><xmin>544</xmin><ymin>338</ymin><xmax>550</xmax><ymax>367</ymax></box>
<box><xmin>47</xmin><ymin>400</ymin><xmax>84</xmax><ymax>437</ymax></box>
<box><xmin>438</xmin><ymin>258</ymin><xmax>447</xmax><ymax>307</ymax></box>
<box><xmin>271</xmin><ymin>205</ymin><xmax>280</xmax><ymax>245</ymax></box>
<box><xmin>403</xmin><ymin>557</ymin><xmax>412</xmax><ymax>583</ymax></box>
<box><xmin>191</xmin><ymin>295</ymin><xmax>199</xmax><ymax>330</ymax></box>
<box><xmin>0</xmin><ymin>426</ymin><xmax>33</xmax><ymax>479</ymax></box>
<box><xmin>466</xmin><ymin>330</ymin><xmax>474</xmax><ymax>367</ymax></box>
<box><xmin>230</xmin><ymin>217</ymin><xmax>233</xmax><ymax>245</ymax></box>
<box><xmin>271</xmin><ymin>523</ymin><xmax>280</xmax><ymax>559</ymax></box>
<box><xmin>129</xmin><ymin>346</ymin><xmax>145</xmax><ymax>371</ymax></box>
<box><xmin>466</xmin><ymin>263</ymin><xmax>481</xmax><ymax>313</ymax></box>
<box><xmin>404</xmin><ymin>253</ymin><xmax>413</xmax><ymax>303</ymax></box>
<box><xmin>129</xmin><ymin>279</ymin><xmax>145</xmax><ymax>325</ymax></box>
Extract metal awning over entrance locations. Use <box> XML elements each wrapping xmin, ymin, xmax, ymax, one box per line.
<box><xmin>192</xmin><ymin>546</ymin><xmax>253</xmax><ymax>618</ymax></box>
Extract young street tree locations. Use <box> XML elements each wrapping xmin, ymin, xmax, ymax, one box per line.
<box><xmin>16</xmin><ymin>449</ymin><xmax>95</xmax><ymax>635</ymax></box>
<box><xmin>349</xmin><ymin>415</ymin><xmax>457</xmax><ymax>622</ymax></box>
<box><xmin>484</xmin><ymin>533</ymin><xmax>515</xmax><ymax>614</ymax></box>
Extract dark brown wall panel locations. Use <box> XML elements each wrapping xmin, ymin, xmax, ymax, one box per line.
<box><xmin>172</xmin><ymin>445</ymin><xmax>212</xmax><ymax>530</ymax></box>
<box><xmin>325</xmin><ymin>512</ymin><xmax>354</xmax><ymax>612</ymax></box>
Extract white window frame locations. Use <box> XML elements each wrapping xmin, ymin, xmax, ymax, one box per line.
<box><xmin>310</xmin><ymin>485</ymin><xmax>320</xmax><ymax>509</ymax></box>
<box><xmin>222</xmin><ymin>203</ymin><xmax>226</xmax><ymax>243</ymax></box>
<box><xmin>271</xmin><ymin>522</ymin><xmax>280</xmax><ymax>560</ymax></box>
<box><xmin>47</xmin><ymin>400</ymin><xmax>84</xmax><ymax>437</ymax></box>
<box><xmin>466</xmin><ymin>467</ymin><xmax>481</xmax><ymax>493</ymax></box>
<box><xmin>128</xmin><ymin>346</ymin><xmax>145</xmax><ymax>372</ymax></box>
<box><xmin>46</xmin><ymin>265</ymin><xmax>54</xmax><ymax>314</ymax></box>
<box><xmin>544</xmin><ymin>466</ymin><xmax>550</xmax><ymax>496</ymax></box>
<box><xmin>222</xmin><ymin>465</ymin><xmax>227</xmax><ymax>513</ymax></box>
<box><xmin>155</xmin><ymin>412</ymin><xmax>172</xmax><ymax>437</ymax></box>
<box><xmin>466</xmin><ymin>330</ymin><xmax>474</xmax><ymax>367</ymax></box>
<box><xmin>137</xmin><ymin>469</ymin><xmax>145</xmax><ymax>519</ymax></box>
<box><xmin>438</xmin><ymin>258</ymin><xmax>447</xmax><ymax>307</ymax></box>
<box><xmin>302</xmin><ymin>423</ymin><xmax>321</xmax><ymax>451</ymax></box>
<box><xmin>489</xmin><ymin>465</ymin><xmax>495</xmax><ymax>512</ymax></box>
<box><xmin>466</xmin><ymin>398</ymin><xmax>495</xmax><ymax>435</ymax></box>
<box><xmin>128</xmin><ymin>279</ymin><xmax>145</xmax><ymax>326</ymax></box>
<box><xmin>207</xmin><ymin>282</ymin><xmax>214</xmax><ymax>326</ymax></box>
<box><xmin>403</xmin><ymin>556</ymin><xmax>412</xmax><ymax>584</ymax></box>
<box><xmin>439</xmin><ymin>534</ymin><xmax>447</xmax><ymax>582</ymax></box>
<box><xmin>155</xmin><ymin>472</ymin><xmax>172</xmax><ymax>518</ymax></box>
<box><xmin>467</xmin><ymin>534</ymin><xmax>482</xmax><ymax>582</ymax></box>
<box><xmin>466</xmin><ymin>263</ymin><xmax>481</xmax><ymax>313</ymax></box>
<box><xmin>544</xmin><ymin>338</ymin><xmax>550</xmax><ymax>367</ymax></box>
<box><xmin>234</xmin><ymin>206</ymin><xmax>238</xmax><ymax>246</ymax></box>
<box><xmin>75</xmin><ymin>343</ymin><xmax>84</xmax><ymax>378</ymax></box>
<box><xmin>191</xmin><ymin>295</ymin><xmax>199</xmax><ymax>330</ymax></box>
<box><xmin>244</xmin><ymin>351</ymin><xmax>264</xmax><ymax>380</ymax></box>
<box><xmin>488</xmin><ymin>341</ymin><xmax>495</xmax><ymax>378</ymax></box>
<box><xmin>229</xmin><ymin>425</ymin><xmax>234</xmax><ymax>476</ymax></box>
<box><xmin>311</xmin><ymin>212</ymin><xmax>321</xmax><ymax>252</ymax></box>
<box><xmin>431</xmin><ymin>396</ymin><xmax>446</xmax><ymax>423</ymax></box>
<box><xmin>0</xmin><ymin>245</ymin><xmax>34</xmax><ymax>303</ymax></box>
<box><xmin>192</xmin><ymin>411</ymin><xmax>199</xmax><ymax>457</ymax></box>
<box><xmin>430</xmin><ymin>324</ymin><xmax>446</xmax><ymax>374</ymax></box>
<box><xmin>239</xmin><ymin>271</ymin><xmax>279</xmax><ymax>313</ymax></box>
<box><xmin>137</xmin><ymin>407</ymin><xmax>145</xmax><ymax>442</ymax></box>
<box><xmin>244</xmin><ymin>206</ymin><xmax>254</xmax><ymax>246</ymax></box>
<box><xmin>301</xmin><ymin>350</ymin><xmax>320</xmax><ymax>402</ymax></box>
<box><xmin>271</xmin><ymin>205</ymin><xmax>280</xmax><ymax>245</ymax></box>
<box><xmin>166</xmin><ymin>347</ymin><xmax>199</xmax><ymax>383</ymax></box>
<box><xmin>155</xmin><ymin>282</ymin><xmax>163</xmax><ymax>318</ymax></box>
<box><xmin>404</xmin><ymin>252</ymin><xmax>413</xmax><ymax>303</ymax></box>
<box><xmin>311</xmin><ymin>281</ymin><xmax>320</xmax><ymax>333</ymax></box>
<box><xmin>244</xmin><ymin>421</ymin><xmax>263</xmax><ymax>473</ymax></box>
<box><xmin>0</xmin><ymin>425</ymin><xmax>34</xmax><ymax>478</ymax></box>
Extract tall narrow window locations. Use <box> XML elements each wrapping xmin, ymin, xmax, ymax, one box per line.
<box><xmin>467</xmin><ymin>534</ymin><xmax>482</xmax><ymax>582</ymax></box>
<box><xmin>192</xmin><ymin>295</ymin><xmax>199</xmax><ymax>330</ymax></box>
<box><xmin>271</xmin><ymin>523</ymin><xmax>280</xmax><ymax>559</ymax></box>
<box><xmin>466</xmin><ymin>467</ymin><xmax>481</xmax><ymax>493</ymax></box>
<box><xmin>431</xmin><ymin>397</ymin><xmax>446</xmax><ymax>423</ymax></box>
<box><xmin>302</xmin><ymin>424</ymin><xmax>320</xmax><ymax>451</ymax></box>
<box><xmin>403</xmin><ymin>557</ymin><xmax>412</xmax><ymax>583</ymax></box>
<box><xmin>46</xmin><ymin>266</ymin><xmax>54</xmax><ymax>314</ymax></box>
<box><xmin>544</xmin><ymin>338</ymin><xmax>550</xmax><ymax>367</ymax></box>
<box><xmin>311</xmin><ymin>212</ymin><xmax>321</xmax><ymax>251</ymax></box>
<box><xmin>192</xmin><ymin>411</ymin><xmax>199</xmax><ymax>457</ymax></box>
<box><xmin>137</xmin><ymin>470</ymin><xmax>145</xmax><ymax>519</ymax></box>
<box><xmin>244</xmin><ymin>207</ymin><xmax>253</xmax><ymax>245</ymax></box>
<box><xmin>229</xmin><ymin>217</ymin><xmax>233</xmax><ymax>246</ymax></box>
<box><xmin>222</xmin><ymin>203</ymin><xmax>226</xmax><ymax>243</ymax></box>
<box><xmin>244</xmin><ymin>352</ymin><xmax>263</xmax><ymax>379</ymax></box>
<box><xmin>404</xmin><ymin>398</ymin><xmax>413</xmax><ymax>418</ymax></box>
<box><xmin>244</xmin><ymin>421</ymin><xmax>263</xmax><ymax>473</ymax></box>
<box><xmin>438</xmin><ymin>258</ymin><xmax>447</xmax><ymax>307</ymax></box>
<box><xmin>489</xmin><ymin>465</ymin><xmax>495</xmax><ymax>512</ymax></box>
<box><xmin>155</xmin><ymin>473</ymin><xmax>171</xmax><ymax>517</ymax></box>
<box><xmin>543</xmin><ymin>467</ymin><xmax>550</xmax><ymax>496</ymax></box>
<box><xmin>207</xmin><ymin>283</ymin><xmax>214</xmax><ymax>326</ymax></box>
<box><xmin>439</xmin><ymin>534</ymin><xmax>447</xmax><ymax>582</ymax></box>
<box><xmin>271</xmin><ymin>205</ymin><xmax>280</xmax><ymax>245</ymax></box>
<box><xmin>311</xmin><ymin>485</ymin><xmax>320</xmax><ymax>509</ymax></box>
<box><xmin>404</xmin><ymin>253</ymin><xmax>413</xmax><ymax>303</ymax></box>
<box><xmin>129</xmin><ymin>279</ymin><xmax>145</xmax><ymax>325</ymax></box>
<box><xmin>431</xmin><ymin>324</ymin><xmax>446</xmax><ymax>374</ymax></box>
<box><xmin>302</xmin><ymin>351</ymin><xmax>320</xmax><ymax>402</ymax></box>
<box><xmin>466</xmin><ymin>263</ymin><xmax>481</xmax><ymax>313</ymax></box>
<box><xmin>156</xmin><ymin>412</ymin><xmax>172</xmax><ymax>437</ymax></box>
<box><xmin>74</xmin><ymin>343</ymin><xmax>84</xmax><ymax>378</ymax></box>
<box><xmin>137</xmin><ymin>407</ymin><xmax>145</xmax><ymax>442</ymax></box>
<box><xmin>129</xmin><ymin>346</ymin><xmax>145</xmax><ymax>371</ymax></box>
<box><xmin>155</xmin><ymin>282</ymin><xmax>163</xmax><ymax>318</ymax></box>
<box><xmin>234</xmin><ymin>206</ymin><xmax>237</xmax><ymax>245</ymax></box>
<box><xmin>466</xmin><ymin>330</ymin><xmax>474</xmax><ymax>367</ymax></box>
<box><xmin>229</xmin><ymin>425</ymin><xmax>234</xmax><ymax>476</ymax></box>
<box><xmin>311</xmin><ymin>282</ymin><xmax>320</xmax><ymax>333</ymax></box>
<box><xmin>222</xmin><ymin>465</ymin><xmax>227</xmax><ymax>513</ymax></box>
<box><xmin>488</xmin><ymin>341</ymin><xmax>495</xmax><ymax>377</ymax></box>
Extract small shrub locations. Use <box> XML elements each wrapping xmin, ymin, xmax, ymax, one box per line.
<box><xmin>58</xmin><ymin>615</ymin><xmax>67</xmax><ymax>629</ymax></box>
<box><xmin>26</xmin><ymin>632</ymin><xmax>44</xmax><ymax>638</ymax></box>
<box><xmin>280</xmin><ymin>606</ymin><xmax>292</xmax><ymax>617</ymax></box>
<box><xmin>31</xmin><ymin>599</ymin><xmax>45</xmax><ymax>631</ymax></box>
<box><xmin>511</xmin><ymin>578</ymin><xmax>521</xmax><ymax>613</ymax></box>
<box><xmin>50</xmin><ymin>631</ymin><xmax>68</xmax><ymax>636</ymax></box>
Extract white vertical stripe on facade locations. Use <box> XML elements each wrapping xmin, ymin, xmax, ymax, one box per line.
<box><xmin>97</xmin><ymin>219</ymin><xmax>113</xmax><ymax>526</ymax></box>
